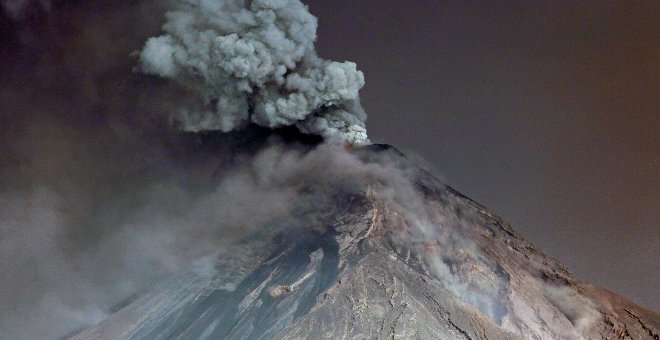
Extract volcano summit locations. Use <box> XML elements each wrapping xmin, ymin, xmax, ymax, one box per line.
<box><xmin>72</xmin><ymin>144</ymin><xmax>659</xmax><ymax>339</ymax></box>
<box><xmin>0</xmin><ymin>0</ymin><xmax>657</xmax><ymax>339</ymax></box>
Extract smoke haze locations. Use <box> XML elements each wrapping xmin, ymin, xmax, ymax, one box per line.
<box><xmin>0</xmin><ymin>1</ymin><xmax>650</xmax><ymax>339</ymax></box>
<box><xmin>0</xmin><ymin>3</ymin><xmax>379</xmax><ymax>337</ymax></box>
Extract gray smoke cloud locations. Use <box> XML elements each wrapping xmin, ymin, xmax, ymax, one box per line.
<box><xmin>137</xmin><ymin>0</ymin><xmax>369</xmax><ymax>144</ymax></box>
<box><xmin>0</xmin><ymin>1</ymin><xmax>603</xmax><ymax>339</ymax></box>
<box><xmin>0</xmin><ymin>135</ymin><xmax>409</xmax><ymax>339</ymax></box>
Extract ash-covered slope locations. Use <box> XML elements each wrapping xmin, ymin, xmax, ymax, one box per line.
<box><xmin>73</xmin><ymin>144</ymin><xmax>659</xmax><ymax>340</ymax></box>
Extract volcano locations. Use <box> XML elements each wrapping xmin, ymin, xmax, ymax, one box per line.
<box><xmin>71</xmin><ymin>144</ymin><xmax>659</xmax><ymax>340</ymax></box>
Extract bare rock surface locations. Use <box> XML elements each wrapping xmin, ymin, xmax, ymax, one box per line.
<box><xmin>73</xmin><ymin>144</ymin><xmax>659</xmax><ymax>340</ymax></box>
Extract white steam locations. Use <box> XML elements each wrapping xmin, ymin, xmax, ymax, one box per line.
<box><xmin>138</xmin><ymin>0</ymin><xmax>369</xmax><ymax>144</ymax></box>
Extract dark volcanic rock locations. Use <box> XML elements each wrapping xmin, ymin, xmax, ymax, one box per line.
<box><xmin>73</xmin><ymin>145</ymin><xmax>659</xmax><ymax>340</ymax></box>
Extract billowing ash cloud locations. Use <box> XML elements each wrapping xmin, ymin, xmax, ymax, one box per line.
<box><xmin>138</xmin><ymin>0</ymin><xmax>369</xmax><ymax>144</ymax></box>
<box><xmin>0</xmin><ymin>2</ymin><xmax>608</xmax><ymax>338</ymax></box>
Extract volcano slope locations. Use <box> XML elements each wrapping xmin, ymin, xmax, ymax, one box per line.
<box><xmin>72</xmin><ymin>144</ymin><xmax>659</xmax><ymax>340</ymax></box>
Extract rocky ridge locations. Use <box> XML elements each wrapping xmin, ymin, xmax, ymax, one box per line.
<box><xmin>72</xmin><ymin>144</ymin><xmax>659</xmax><ymax>340</ymax></box>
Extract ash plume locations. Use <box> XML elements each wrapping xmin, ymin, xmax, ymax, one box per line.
<box><xmin>0</xmin><ymin>1</ymin><xmax>641</xmax><ymax>339</ymax></box>
<box><xmin>0</xmin><ymin>1</ymin><xmax>373</xmax><ymax>333</ymax></box>
<box><xmin>137</xmin><ymin>0</ymin><xmax>369</xmax><ymax>144</ymax></box>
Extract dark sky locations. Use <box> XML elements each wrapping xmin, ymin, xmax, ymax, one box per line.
<box><xmin>305</xmin><ymin>0</ymin><xmax>659</xmax><ymax>310</ymax></box>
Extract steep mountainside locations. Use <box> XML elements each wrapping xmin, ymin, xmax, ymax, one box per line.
<box><xmin>72</xmin><ymin>145</ymin><xmax>659</xmax><ymax>340</ymax></box>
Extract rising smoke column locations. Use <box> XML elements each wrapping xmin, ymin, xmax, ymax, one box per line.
<box><xmin>1</xmin><ymin>1</ymin><xmax>372</xmax><ymax>337</ymax></box>
<box><xmin>138</xmin><ymin>0</ymin><xmax>369</xmax><ymax>144</ymax></box>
